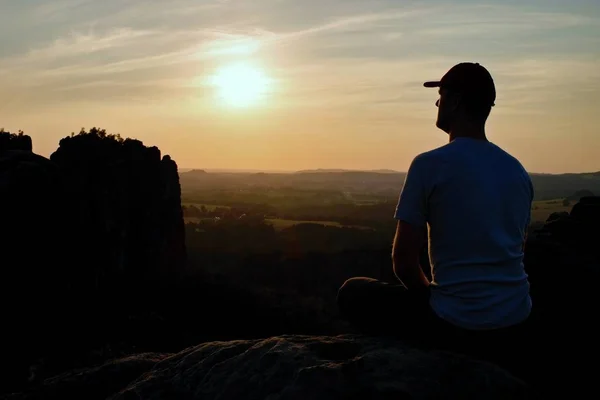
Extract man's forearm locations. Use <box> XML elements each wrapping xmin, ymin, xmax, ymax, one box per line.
<box><xmin>392</xmin><ymin>256</ymin><xmax>430</xmax><ymax>290</ymax></box>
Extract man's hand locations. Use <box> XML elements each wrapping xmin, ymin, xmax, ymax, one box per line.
<box><xmin>392</xmin><ymin>220</ymin><xmax>430</xmax><ymax>290</ymax></box>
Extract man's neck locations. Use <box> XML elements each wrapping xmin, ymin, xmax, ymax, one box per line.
<box><xmin>448</xmin><ymin>123</ymin><xmax>488</xmax><ymax>142</ymax></box>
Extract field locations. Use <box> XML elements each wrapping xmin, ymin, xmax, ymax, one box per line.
<box><xmin>183</xmin><ymin>199</ymin><xmax>573</xmax><ymax>230</ymax></box>
<box><xmin>179</xmin><ymin>170</ymin><xmax>597</xmax><ymax>244</ymax></box>
<box><xmin>266</xmin><ymin>219</ymin><xmax>344</xmax><ymax>230</ymax></box>
<box><xmin>531</xmin><ymin>199</ymin><xmax>570</xmax><ymax>223</ymax></box>
<box><xmin>182</xmin><ymin>203</ymin><xmax>231</xmax><ymax>211</ymax></box>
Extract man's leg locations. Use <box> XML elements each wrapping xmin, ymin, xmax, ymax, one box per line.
<box><xmin>453</xmin><ymin>318</ymin><xmax>534</xmax><ymax>384</ymax></box>
<box><xmin>336</xmin><ymin>277</ymin><xmax>434</xmax><ymax>337</ymax></box>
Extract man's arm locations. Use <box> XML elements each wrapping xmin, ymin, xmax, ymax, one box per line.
<box><xmin>392</xmin><ymin>155</ymin><xmax>431</xmax><ymax>290</ymax></box>
<box><xmin>522</xmin><ymin>174</ymin><xmax>534</xmax><ymax>252</ymax></box>
<box><xmin>392</xmin><ymin>220</ymin><xmax>430</xmax><ymax>289</ymax></box>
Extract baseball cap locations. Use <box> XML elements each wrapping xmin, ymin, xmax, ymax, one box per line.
<box><xmin>424</xmin><ymin>62</ymin><xmax>496</xmax><ymax>106</ymax></box>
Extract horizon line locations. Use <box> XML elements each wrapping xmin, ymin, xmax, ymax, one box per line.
<box><xmin>179</xmin><ymin>167</ymin><xmax>600</xmax><ymax>175</ymax></box>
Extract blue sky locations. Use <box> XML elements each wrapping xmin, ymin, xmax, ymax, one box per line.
<box><xmin>0</xmin><ymin>0</ymin><xmax>599</xmax><ymax>172</ymax></box>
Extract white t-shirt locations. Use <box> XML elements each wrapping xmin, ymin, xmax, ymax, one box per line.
<box><xmin>395</xmin><ymin>137</ymin><xmax>533</xmax><ymax>330</ymax></box>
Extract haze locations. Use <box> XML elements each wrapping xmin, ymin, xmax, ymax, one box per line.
<box><xmin>0</xmin><ymin>0</ymin><xmax>598</xmax><ymax>173</ymax></box>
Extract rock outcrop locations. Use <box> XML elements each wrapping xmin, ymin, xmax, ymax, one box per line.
<box><xmin>525</xmin><ymin>196</ymin><xmax>600</xmax><ymax>320</ymax></box>
<box><xmin>527</xmin><ymin>196</ymin><xmax>600</xmax><ymax>270</ymax></box>
<box><xmin>49</xmin><ymin>127</ymin><xmax>186</xmax><ymax>292</ymax></box>
<box><xmin>3</xmin><ymin>335</ymin><xmax>532</xmax><ymax>400</ymax></box>
<box><xmin>0</xmin><ymin>136</ymin><xmax>71</xmax><ymax>393</ymax></box>
<box><xmin>522</xmin><ymin>196</ymin><xmax>600</xmax><ymax>398</ymax></box>
<box><xmin>0</xmin><ymin>129</ymin><xmax>187</xmax><ymax>394</ymax></box>
<box><xmin>0</xmin><ymin>130</ymin><xmax>33</xmax><ymax>152</ymax></box>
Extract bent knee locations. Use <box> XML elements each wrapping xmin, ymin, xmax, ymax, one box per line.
<box><xmin>338</xmin><ymin>277</ymin><xmax>376</xmax><ymax>294</ymax></box>
<box><xmin>337</xmin><ymin>277</ymin><xmax>376</xmax><ymax>309</ymax></box>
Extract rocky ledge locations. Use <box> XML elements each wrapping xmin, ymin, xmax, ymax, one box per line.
<box><xmin>4</xmin><ymin>335</ymin><xmax>532</xmax><ymax>400</ymax></box>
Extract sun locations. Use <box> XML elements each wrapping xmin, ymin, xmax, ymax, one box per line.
<box><xmin>208</xmin><ymin>63</ymin><xmax>272</xmax><ymax>108</ymax></box>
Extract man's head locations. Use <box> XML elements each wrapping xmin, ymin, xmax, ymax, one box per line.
<box><xmin>424</xmin><ymin>62</ymin><xmax>496</xmax><ymax>134</ymax></box>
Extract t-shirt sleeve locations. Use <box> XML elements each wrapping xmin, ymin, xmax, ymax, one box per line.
<box><xmin>394</xmin><ymin>155</ymin><xmax>429</xmax><ymax>228</ymax></box>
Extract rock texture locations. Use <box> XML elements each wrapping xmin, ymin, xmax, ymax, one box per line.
<box><xmin>2</xmin><ymin>336</ymin><xmax>531</xmax><ymax>400</ymax></box>
<box><xmin>1</xmin><ymin>353</ymin><xmax>169</xmax><ymax>400</ymax></box>
<box><xmin>0</xmin><ymin>129</ymin><xmax>187</xmax><ymax>394</ymax></box>
<box><xmin>49</xmin><ymin>127</ymin><xmax>186</xmax><ymax>291</ymax></box>
<box><xmin>115</xmin><ymin>335</ymin><xmax>530</xmax><ymax>400</ymax></box>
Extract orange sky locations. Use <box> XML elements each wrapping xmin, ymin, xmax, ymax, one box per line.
<box><xmin>1</xmin><ymin>0</ymin><xmax>599</xmax><ymax>173</ymax></box>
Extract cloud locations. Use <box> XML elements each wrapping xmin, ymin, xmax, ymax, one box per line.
<box><xmin>0</xmin><ymin>0</ymin><xmax>598</xmax><ymax>117</ymax></box>
<box><xmin>32</xmin><ymin>0</ymin><xmax>96</xmax><ymax>20</ymax></box>
<box><xmin>27</xmin><ymin>28</ymin><xmax>156</xmax><ymax>60</ymax></box>
<box><xmin>274</xmin><ymin>8</ymin><xmax>435</xmax><ymax>41</ymax></box>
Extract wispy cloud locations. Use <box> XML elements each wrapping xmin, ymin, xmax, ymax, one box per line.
<box><xmin>26</xmin><ymin>28</ymin><xmax>156</xmax><ymax>60</ymax></box>
<box><xmin>1</xmin><ymin>0</ymin><xmax>598</xmax><ymax>115</ymax></box>
<box><xmin>32</xmin><ymin>0</ymin><xmax>96</xmax><ymax>20</ymax></box>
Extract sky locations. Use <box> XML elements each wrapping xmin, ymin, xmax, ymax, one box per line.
<box><xmin>0</xmin><ymin>0</ymin><xmax>599</xmax><ymax>173</ymax></box>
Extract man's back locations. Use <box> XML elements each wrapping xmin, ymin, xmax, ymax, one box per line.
<box><xmin>400</xmin><ymin>137</ymin><xmax>533</xmax><ymax>330</ymax></box>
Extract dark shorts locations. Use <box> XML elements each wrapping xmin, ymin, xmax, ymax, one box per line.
<box><xmin>336</xmin><ymin>276</ymin><xmax>533</xmax><ymax>380</ymax></box>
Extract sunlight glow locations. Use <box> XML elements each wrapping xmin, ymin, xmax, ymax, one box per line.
<box><xmin>208</xmin><ymin>63</ymin><xmax>272</xmax><ymax>108</ymax></box>
<box><xmin>205</xmin><ymin>38</ymin><xmax>261</xmax><ymax>56</ymax></box>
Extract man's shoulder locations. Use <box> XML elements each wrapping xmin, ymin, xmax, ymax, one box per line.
<box><xmin>492</xmin><ymin>145</ymin><xmax>532</xmax><ymax>184</ymax></box>
<box><xmin>489</xmin><ymin>142</ymin><xmax>528</xmax><ymax>169</ymax></box>
<box><xmin>407</xmin><ymin>145</ymin><xmax>453</xmax><ymax>177</ymax></box>
<box><xmin>411</xmin><ymin>146</ymin><xmax>447</xmax><ymax>166</ymax></box>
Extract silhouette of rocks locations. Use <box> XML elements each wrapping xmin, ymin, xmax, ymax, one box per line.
<box><xmin>528</xmin><ymin>196</ymin><xmax>600</xmax><ymax>261</ymax></box>
<box><xmin>4</xmin><ymin>336</ymin><xmax>531</xmax><ymax>400</ymax></box>
<box><xmin>49</xmin><ymin>127</ymin><xmax>186</xmax><ymax>293</ymax></box>
<box><xmin>522</xmin><ymin>196</ymin><xmax>600</xmax><ymax>398</ymax></box>
<box><xmin>566</xmin><ymin>189</ymin><xmax>594</xmax><ymax>201</ymax></box>
<box><xmin>0</xmin><ymin>133</ymin><xmax>73</xmax><ymax>393</ymax></box>
<box><xmin>525</xmin><ymin>196</ymin><xmax>600</xmax><ymax>309</ymax></box>
<box><xmin>0</xmin><ymin>130</ymin><xmax>33</xmax><ymax>152</ymax></box>
<box><xmin>0</xmin><ymin>128</ymin><xmax>187</xmax><ymax>394</ymax></box>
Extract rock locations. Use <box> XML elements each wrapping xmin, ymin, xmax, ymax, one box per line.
<box><xmin>1</xmin><ymin>353</ymin><xmax>168</xmax><ymax>400</ymax></box>
<box><xmin>546</xmin><ymin>211</ymin><xmax>568</xmax><ymax>222</ymax></box>
<box><xmin>3</xmin><ymin>336</ymin><xmax>531</xmax><ymax>400</ymax></box>
<box><xmin>49</xmin><ymin>127</ymin><xmax>187</xmax><ymax>292</ymax></box>
<box><xmin>0</xmin><ymin>130</ymin><xmax>32</xmax><ymax>152</ymax></box>
<box><xmin>105</xmin><ymin>335</ymin><xmax>531</xmax><ymax>400</ymax></box>
<box><xmin>523</xmin><ymin>197</ymin><xmax>599</xmax><ymax>398</ymax></box>
<box><xmin>0</xmin><ymin>147</ymin><xmax>72</xmax><ymax>393</ymax></box>
<box><xmin>0</xmin><ymin>128</ymin><xmax>188</xmax><ymax>393</ymax></box>
<box><xmin>528</xmin><ymin>196</ymin><xmax>600</xmax><ymax>262</ymax></box>
<box><xmin>566</xmin><ymin>189</ymin><xmax>595</xmax><ymax>202</ymax></box>
<box><xmin>570</xmin><ymin>195</ymin><xmax>600</xmax><ymax>226</ymax></box>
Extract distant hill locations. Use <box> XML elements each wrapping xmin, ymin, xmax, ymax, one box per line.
<box><xmin>179</xmin><ymin>168</ymin><xmax>600</xmax><ymax>202</ymax></box>
<box><xmin>528</xmin><ymin>172</ymin><xmax>600</xmax><ymax>200</ymax></box>
<box><xmin>296</xmin><ymin>168</ymin><xmax>399</xmax><ymax>174</ymax></box>
<box><xmin>182</xmin><ymin>168</ymin><xmax>294</xmax><ymax>174</ymax></box>
<box><xmin>296</xmin><ymin>169</ymin><xmax>352</xmax><ymax>173</ymax></box>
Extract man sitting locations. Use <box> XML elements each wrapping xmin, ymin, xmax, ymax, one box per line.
<box><xmin>336</xmin><ymin>63</ymin><xmax>534</xmax><ymax>370</ymax></box>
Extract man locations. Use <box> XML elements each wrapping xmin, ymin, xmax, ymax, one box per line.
<box><xmin>336</xmin><ymin>63</ymin><xmax>534</xmax><ymax>352</ymax></box>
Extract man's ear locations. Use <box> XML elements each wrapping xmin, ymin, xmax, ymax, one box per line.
<box><xmin>448</xmin><ymin>92</ymin><xmax>462</xmax><ymax>113</ymax></box>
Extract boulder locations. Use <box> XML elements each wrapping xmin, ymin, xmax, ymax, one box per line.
<box><xmin>1</xmin><ymin>353</ymin><xmax>169</xmax><ymax>400</ymax></box>
<box><xmin>0</xmin><ymin>335</ymin><xmax>530</xmax><ymax>400</ymax></box>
